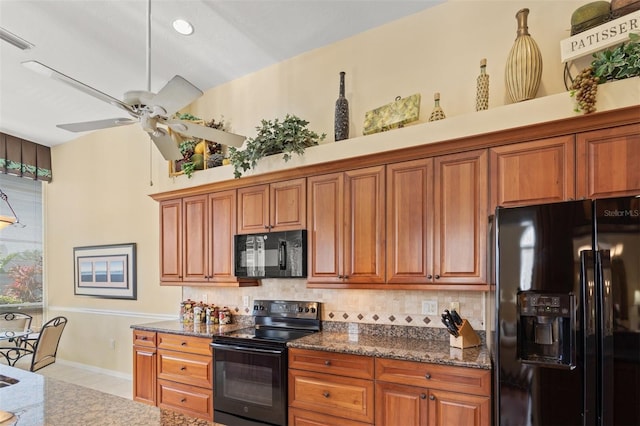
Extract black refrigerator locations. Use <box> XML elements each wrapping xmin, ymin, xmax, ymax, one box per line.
<box><xmin>493</xmin><ymin>196</ymin><xmax>640</xmax><ymax>426</ymax></box>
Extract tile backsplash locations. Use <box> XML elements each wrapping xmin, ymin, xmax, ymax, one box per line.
<box><xmin>183</xmin><ymin>279</ymin><xmax>487</xmax><ymax>331</ymax></box>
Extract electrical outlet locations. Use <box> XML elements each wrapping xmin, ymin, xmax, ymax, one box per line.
<box><xmin>422</xmin><ymin>300</ymin><xmax>438</xmax><ymax>316</ymax></box>
<box><xmin>243</xmin><ymin>295</ymin><xmax>250</xmax><ymax>307</ymax></box>
<box><xmin>450</xmin><ymin>301</ymin><xmax>460</xmax><ymax>313</ymax></box>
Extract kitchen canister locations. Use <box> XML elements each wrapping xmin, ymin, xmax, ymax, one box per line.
<box><xmin>505</xmin><ymin>8</ymin><xmax>543</xmax><ymax>103</ymax></box>
<box><xmin>219</xmin><ymin>307</ymin><xmax>231</xmax><ymax>325</ymax></box>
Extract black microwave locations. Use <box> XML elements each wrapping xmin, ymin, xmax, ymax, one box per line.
<box><xmin>234</xmin><ymin>230</ymin><xmax>307</xmax><ymax>278</ymax></box>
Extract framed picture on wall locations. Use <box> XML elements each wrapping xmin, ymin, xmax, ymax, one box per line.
<box><xmin>73</xmin><ymin>243</ymin><xmax>137</xmax><ymax>300</ymax></box>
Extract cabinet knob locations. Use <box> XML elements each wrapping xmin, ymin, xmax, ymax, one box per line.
<box><xmin>323</xmin><ymin>391</ymin><xmax>330</xmax><ymax>398</ymax></box>
<box><xmin>420</xmin><ymin>393</ymin><xmax>427</xmax><ymax>399</ymax></box>
<box><xmin>180</xmin><ymin>366</ymin><xmax>186</xmax><ymax>371</ymax></box>
<box><xmin>435</xmin><ymin>275</ymin><xmax>440</xmax><ymax>279</ymax></box>
<box><xmin>429</xmin><ymin>395</ymin><xmax>435</xmax><ymax>401</ymax></box>
<box><xmin>324</xmin><ymin>360</ymin><xmax>331</xmax><ymax>366</ymax></box>
<box><xmin>425</xmin><ymin>373</ymin><xmax>431</xmax><ymax>380</ymax></box>
<box><xmin>181</xmin><ymin>398</ymin><xmax>187</xmax><ymax>403</ymax></box>
<box><xmin>427</xmin><ymin>274</ymin><xmax>433</xmax><ymax>279</ymax></box>
<box><xmin>181</xmin><ymin>342</ymin><xmax>187</xmax><ymax>346</ymax></box>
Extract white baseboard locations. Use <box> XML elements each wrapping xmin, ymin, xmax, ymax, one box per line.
<box><xmin>56</xmin><ymin>358</ymin><xmax>132</xmax><ymax>381</ymax></box>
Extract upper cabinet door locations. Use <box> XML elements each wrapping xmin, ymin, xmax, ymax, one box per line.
<box><xmin>270</xmin><ymin>178</ymin><xmax>306</xmax><ymax>231</ymax></box>
<box><xmin>344</xmin><ymin>166</ymin><xmax>386</xmax><ymax>284</ymax></box>
<box><xmin>307</xmin><ymin>172</ymin><xmax>344</xmax><ymax>284</ymax></box>
<box><xmin>386</xmin><ymin>158</ymin><xmax>434</xmax><ymax>284</ymax></box>
<box><xmin>433</xmin><ymin>149</ymin><xmax>488</xmax><ymax>285</ymax></box>
<box><xmin>182</xmin><ymin>195</ymin><xmax>209</xmax><ymax>282</ymax></box>
<box><xmin>237</xmin><ymin>178</ymin><xmax>306</xmax><ymax>234</ymax></box>
<box><xmin>490</xmin><ymin>135</ymin><xmax>576</xmax><ymax>211</ymax></box>
<box><xmin>160</xmin><ymin>199</ymin><xmax>182</xmax><ymax>283</ymax></box>
<box><xmin>576</xmin><ymin>123</ymin><xmax>640</xmax><ymax>199</ymax></box>
<box><xmin>237</xmin><ymin>184</ymin><xmax>269</xmax><ymax>234</ymax></box>
<box><xmin>208</xmin><ymin>190</ymin><xmax>237</xmax><ymax>283</ymax></box>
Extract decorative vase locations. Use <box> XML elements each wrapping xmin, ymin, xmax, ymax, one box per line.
<box><xmin>428</xmin><ymin>92</ymin><xmax>446</xmax><ymax>122</ymax></box>
<box><xmin>505</xmin><ymin>8</ymin><xmax>543</xmax><ymax>103</ymax></box>
<box><xmin>476</xmin><ymin>58</ymin><xmax>490</xmax><ymax>111</ymax></box>
<box><xmin>334</xmin><ymin>71</ymin><xmax>349</xmax><ymax>141</ymax></box>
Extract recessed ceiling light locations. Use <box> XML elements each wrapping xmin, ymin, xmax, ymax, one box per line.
<box><xmin>172</xmin><ymin>19</ymin><xmax>194</xmax><ymax>36</ymax></box>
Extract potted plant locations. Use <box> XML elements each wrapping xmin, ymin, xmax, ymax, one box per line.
<box><xmin>228</xmin><ymin>114</ymin><xmax>326</xmax><ymax>178</ymax></box>
<box><xmin>172</xmin><ymin>114</ymin><xmax>228</xmax><ymax>178</ymax></box>
<box><xmin>570</xmin><ymin>33</ymin><xmax>639</xmax><ymax>114</ymax></box>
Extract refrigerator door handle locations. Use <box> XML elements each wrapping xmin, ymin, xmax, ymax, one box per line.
<box><xmin>596</xmin><ymin>250</ymin><xmax>613</xmax><ymax>337</ymax></box>
<box><xmin>580</xmin><ymin>250</ymin><xmax>597</xmax><ymax>336</ymax></box>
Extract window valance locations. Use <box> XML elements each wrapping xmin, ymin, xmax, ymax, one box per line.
<box><xmin>0</xmin><ymin>132</ymin><xmax>52</xmax><ymax>182</ymax></box>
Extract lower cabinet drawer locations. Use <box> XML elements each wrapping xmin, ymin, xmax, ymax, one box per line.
<box><xmin>289</xmin><ymin>369</ymin><xmax>375</xmax><ymax>424</ymax></box>
<box><xmin>289</xmin><ymin>407</ymin><xmax>373</xmax><ymax>426</ymax></box>
<box><xmin>157</xmin><ymin>379</ymin><xmax>213</xmax><ymax>421</ymax></box>
<box><xmin>157</xmin><ymin>349</ymin><xmax>212</xmax><ymax>388</ymax></box>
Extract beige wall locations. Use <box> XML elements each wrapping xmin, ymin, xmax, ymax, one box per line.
<box><xmin>45</xmin><ymin>1</ymin><xmax>639</xmax><ymax>376</ymax></box>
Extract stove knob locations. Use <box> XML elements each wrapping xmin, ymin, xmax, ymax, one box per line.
<box><xmin>304</xmin><ymin>307</ymin><xmax>310</xmax><ymax>313</ymax></box>
<box><xmin>310</xmin><ymin>307</ymin><xmax>316</xmax><ymax>313</ymax></box>
<box><xmin>260</xmin><ymin>305</ymin><xmax>265</xmax><ymax>311</ymax></box>
<box><xmin>298</xmin><ymin>307</ymin><xmax>304</xmax><ymax>313</ymax></box>
<box><xmin>253</xmin><ymin>305</ymin><xmax>258</xmax><ymax>311</ymax></box>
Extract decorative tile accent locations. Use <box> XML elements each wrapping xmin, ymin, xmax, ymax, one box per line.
<box><xmin>182</xmin><ymin>281</ymin><xmax>487</xmax><ymax>331</ymax></box>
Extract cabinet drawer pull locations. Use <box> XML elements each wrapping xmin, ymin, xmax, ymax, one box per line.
<box><xmin>425</xmin><ymin>373</ymin><xmax>431</xmax><ymax>379</ymax></box>
<box><xmin>420</xmin><ymin>393</ymin><xmax>427</xmax><ymax>399</ymax></box>
<box><xmin>180</xmin><ymin>366</ymin><xmax>186</xmax><ymax>371</ymax></box>
<box><xmin>429</xmin><ymin>395</ymin><xmax>435</xmax><ymax>401</ymax></box>
<box><xmin>324</xmin><ymin>360</ymin><xmax>331</xmax><ymax>366</ymax></box>
<box><xmin>323</xmin><ymin>391</ymin><xmax>330</xmax><ymax>398</ymax></box>
<box><xmin>140</xmin><ymin>336</ymin><xmax>147</xmax><ymax>340</ymax></box>
<box><xmin>181</xmin><ymin>342</ymin><xmax>187</xmax><ymax>346</ymax></box>
<box><xmin>181</xmin><ymin>398</ymin><xmax>187</xmax><ymax>403</ymax></box>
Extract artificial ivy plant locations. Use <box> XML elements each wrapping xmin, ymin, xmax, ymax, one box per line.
<box><xmin>228</xmin><ymin>114</ymin><xmax>326</xmax><ymax>178</ymax></box>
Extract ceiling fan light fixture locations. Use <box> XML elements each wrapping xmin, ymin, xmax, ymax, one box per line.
<box><xmin>0</xmin><ymin>188</ymin><xmax>19</xmax><ymax>231</ymax></box>
<box><xmin>172</xmin><ymin>19</ymin><xmax>194</xmax><ymax>36</ymax></box>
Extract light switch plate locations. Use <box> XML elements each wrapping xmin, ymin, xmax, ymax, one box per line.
<box><xmin>422</xmin><ymin>300</ymin><xmax>438</xmax><ymax>316</ymax></box>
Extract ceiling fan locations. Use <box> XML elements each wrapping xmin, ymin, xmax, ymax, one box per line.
<box><xmin>21</xmin><ymin>1</ymin><xmax>245</xmax><ymax>161</ymax></box>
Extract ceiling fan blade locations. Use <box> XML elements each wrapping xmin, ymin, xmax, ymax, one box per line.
<box><xmin>149</xmin><ymin>128</ymin><xmax>182</xmax><ymax>161</ymax></box>
<box><xmin>22</xmin><ymin>60</ymin><xmax>135</xmax><ymax>114</ymax></box>
<box><xmin>165</xmin><ymin>119</ymin><xmax>246</xmax><ymax>147</ymax></box>
<box><xmin>57</xmin><ymin>118</ymin><xmax>137</xmax><ymax>133</ymax></box>
<box><xmin>149</xmin><ymin>76</ymin><xmax>202</xmax><ymax>117</ymax></box>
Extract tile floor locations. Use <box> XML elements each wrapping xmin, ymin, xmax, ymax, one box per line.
<box><xmin>12</xmin><ymin>358</ymin><xmax>132</xmax><ymax>399</ymax></box>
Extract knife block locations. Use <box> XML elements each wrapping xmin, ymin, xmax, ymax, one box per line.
<box><xmin>450</xmin><ymin>319</ymin><xmax>482</xmax><ymax>349</ymax></box>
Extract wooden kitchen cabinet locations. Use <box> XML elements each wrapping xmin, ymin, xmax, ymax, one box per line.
<box><xmin>307</xmin><ymin>166</ymin><xmax>385</xmax><ymax>286</ymax></box>
<box><xmin>159</xmin><ymin>199</ymin><xmax>182</xmax><ymax>283</ymax></box>
<box><xmin>289</xmin><ymin>348</ymin><xmax>375</xmax><ymax>425</ymax></box>
<box><xmin>132</xmin><ymin>330</ymin><xmax>157</xmax><ymax>406</ymax></box>
<box><xmin>433</xmin><ymin>150</ymin><xmax>488</xmax><ymax>286</ymax></box>
<box><xmin>375</xmin><ymin>358</ymin><xmax>491</xmax><ymax>426</ymax></box>
<box><xmin>576</xmin><ymin>123</ymin><xmax>640</xmax><ymax>199</ymax></box>
<box><xmin>489</xmin><ymin>135</ymin><xmax>575</xmax><ymax>211</ymax></box>
<box><xmin>156</xmin><ymin>333</ymin><xmax>213</xmax><ymax>422</ymax></box>
<box><xmin>237</xmin><ymin>178</ymin><xmax>306</xmax><ymax>234</ymax></box>
<box><xmin>160</xmin><ymin>191</ymin><xmax>257</xmax><ymax>286</ymax></box>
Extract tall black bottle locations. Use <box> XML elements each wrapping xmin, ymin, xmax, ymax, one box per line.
<box><xmin>334</xmin><ymin>71</ymin><xmax>349</xmax><ymax>141</ymax></box>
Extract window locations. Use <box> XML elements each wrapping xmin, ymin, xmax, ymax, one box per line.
<box><xmin>0</xmin><ymin>174</ymin><xmax>43</xmax><ymax>310</ymax></box>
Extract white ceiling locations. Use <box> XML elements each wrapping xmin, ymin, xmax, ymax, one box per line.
<box><xmin>0</xmin><ymin>0</ymin><xmax>442</xmax><ymax>147</ymax></box>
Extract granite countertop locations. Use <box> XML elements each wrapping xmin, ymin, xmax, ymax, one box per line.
<box><xmin>131</xmin><ymin>319</ymin><xmax>250</xmax><ymax>337</ymax></box>
<box><xmin>0</xmin><ymin>364</ymin><xmax>159</xmax><ymax>425</ymax></box>
<box><xmin>287</xmin><ymin>331</ymin><xmax>491</xmax><ymax>370</ymax></box>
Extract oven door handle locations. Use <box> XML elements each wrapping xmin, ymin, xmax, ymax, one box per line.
<box><xmin>211</xmin><ymin>343</ymin><xmax>285</xmax><ymax>355</ymax></box>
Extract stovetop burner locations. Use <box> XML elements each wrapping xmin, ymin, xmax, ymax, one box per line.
<box><xmin>214</xmin><ymin>300</ymin><xmax>321</xmax><ymax>347</ymax></box>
